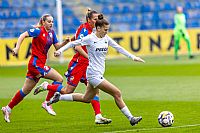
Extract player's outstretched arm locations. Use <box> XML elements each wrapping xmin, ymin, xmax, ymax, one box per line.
<box><xmin>108</xmin><ymin>36</ymin><xmax>145</xmax><ymax>63</ymax></box>
<box><xmin>12</xmin><ymin>31</ymin><xmax>29</xmax><ymax>56</ymax></box>
<box><xmin>55</xmin><ymin>36</ymin><xmax>76</xmax><ymax>50</ymax></box>
<box><xmin>54</xmin><ymin>39</ymin><xmax>82</xmax><ymax>57</ymax></box>
<box><xmin>74</xmin><ymin>46</ymin><xmax>88</xmax><ymax>59</ymax></box>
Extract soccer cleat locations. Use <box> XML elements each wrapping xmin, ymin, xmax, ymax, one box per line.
<box><xmin>189</xmin><ymin>55</ymin><xmax>194</xmax><ymax>59</ymax></box>
<box><xmin>95</xmin><ymin>117</ymin><xmax>112</xmax><ymax>124</ymax></box>
<box><xmin>34</xmin><ymin>81</ymin><xmax>48</xmax><ymax>95</ymax></box>
<box><xmin>130</xmin><ymin>116</ymin><xmax>142</xmax><ymax>126</ymax></box>
<box><xmin>42</xmin><ymin>101</ymin><xmax>56</xmax><ymax>116</ymax></box>
<box><xmin>1</xmin><ymin>107</ymin><xmax>11</xmax><ymax>123</ymax></box>
<box><xmin>47</xmin><ymin>92</ymin><xmax>60</xmax><ymax>106</ymax></box>
<box><xmin>175</xmin><ymin>56</ymin><xmax>179</xmax><ymax>60</ymax></box>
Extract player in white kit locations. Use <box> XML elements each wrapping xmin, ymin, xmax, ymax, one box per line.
<box><xmin>49</xmin><ymin>14</ymin><xmax>145</xmax><ymax>126</ymax></box>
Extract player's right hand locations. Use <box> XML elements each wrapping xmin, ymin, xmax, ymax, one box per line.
<box><xmin>66</xmin><ymin>36</ymin><xmax>71</xmax><ymax>42</ymax></box>
<box><xmin>54</xmin><ymin>51</ymin><xmax>61</xmax><ymax>57</ymax></box>
<box><xmin>12</xmin><ymin>48</ymin><xmax>19</xmax><ymax>56</ymax></box>
<box><xmin>134</xmin><ymin>57</ymin><xmax>145</xmax><ymax>63</ymax></box>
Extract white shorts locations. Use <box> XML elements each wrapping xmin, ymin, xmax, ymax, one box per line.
<box><xmin>87</xmin><ymin>75</ymin><xmax>104</xmax><ymax>88</ymax></box>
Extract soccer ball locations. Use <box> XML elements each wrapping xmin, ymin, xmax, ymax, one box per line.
<box><xmin>158</xmin><ymin>111</ymin><xmax>174</xmax><ymax>127</ymax></box>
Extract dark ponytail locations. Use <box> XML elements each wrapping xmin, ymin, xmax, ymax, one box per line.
<box><xmin>86</xmin><ymin>8</ymin><xmax>98</xmax><ymax>22</ymax></box>
<box><xmin>95</xmin><ymin>14</ymin><xmax>109</xmax><ymax>28</ymax></box>
<box><xmin>98</xmin><ymin>14</ymin><xmax>104</xmax><ymax>20</ymax></box>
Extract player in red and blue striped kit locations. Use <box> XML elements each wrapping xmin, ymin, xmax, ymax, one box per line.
<box><xmin>34</xmin><ymin>9</ymin><xmax>112</xmax><ymax>124</ymax></box>
<box><xmin>1</xmin><ymin>14</ymin><xmax>67</xmax><ymax>122</ymax></box>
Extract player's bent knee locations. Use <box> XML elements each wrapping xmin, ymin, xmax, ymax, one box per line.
<box><xmin>60</xmin><ymin>88</ymin><xmax>65</xmax><ymax>94</ymax></box>
<box><xmin>56</xmin><ymin>77</ymin><xmax>63</xmax><ymax>83</ymax></box>
<box><xmin>113</xmin><ymin>90</ymin><xmax>122</xmax><ymax>99</ymax></box>
<box><xmin>84</xmin><ymin>100</ymin><xmax>91</xmax><ymax>103</ymax></box>
<box><xmin>59</xmin><ymin>77</ymin><xmax>63</xmax><ymax>83</ymax></box>
<box><xmin>60</xmin><ymin>88</ymin><xmax>70</xmax><ymax>94</ymax></box>
<box><xmin>82</xmin><ymin>98</ymin><xmax>91</xmax><ymax>103</ymax></box>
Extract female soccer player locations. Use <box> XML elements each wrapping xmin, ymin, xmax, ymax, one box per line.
<box><xmin>35</xmin><ymin>9</ymin><xmax>111</xmax><ymax>124</ymax></box>
<box><xmin>44</xmin><ymin>14</ymin><xmax>144</xmax><ymax>126</ymax></box>
<box><xmin>174</xmin><ymin>6</ymin><xmax>194</xmax><ymax>60</ymax></box>
<box><xmin>1</xmin><ymin>14</ymin><xmax>67</xmax><ymax>122</ymax></box>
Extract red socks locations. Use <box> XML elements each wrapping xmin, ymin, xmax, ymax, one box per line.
<box><xmin>45</xmin><ymin>90</ymin><xmax>55</xmax><ymax>101</ymax></box>
<box><xmin>47</xmin><ymin>84</ymin><xmax>59</xmax><ymax>92</ymax></box>
<box><xmin>91</xmin><ymin>98</ymin><xmax>101</xmax><ymax>115</ymax></box>
<box><xmin>45</xmin><ymin>81</ymin><xmax>63</xmax><ymax>101</ymax></box>
<box><xmin>8</xmin><ymin>89</ymin><xmax>26</xmax><ymax>109</ymax></box>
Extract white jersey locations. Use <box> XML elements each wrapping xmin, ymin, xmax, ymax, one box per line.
<box><xmin>58</xmin><ymin>32</ymin><xmax>136</xmax><ymax>77</ymax></box>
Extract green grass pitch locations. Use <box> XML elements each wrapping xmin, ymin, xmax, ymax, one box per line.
<box><xmin>0</xmin><ymin>55</ymin><xmax>200</xmax><ymax>132</ymax></box>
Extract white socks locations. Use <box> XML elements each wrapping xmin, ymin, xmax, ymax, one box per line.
<box><xmin>95</xmin><ymin>114</ymin><xmax>103</xmax><ymax>119</ymax></box>
<box><xmin>6</xmin><ymin>105</ymin><xmax>11</xmax><ymax>113</ymax></box>
<box><xmin>121</xmin><ymin>106</ymin><xmax>133</xmax><ymax>121</ymax></box>
<box><xmin>59</xmin><ymin>94</ymin><xmax>73</xmax><ymax>101</ymax></box>
<box><xmin>42</xmin><ymin>82</ymin><xmax>49</xmax><ymax>90</ymax></box>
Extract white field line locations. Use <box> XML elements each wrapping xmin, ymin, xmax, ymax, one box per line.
<box><xmin>104</xmin><ymin>124</ymin><xmax>200</xmax><ymax>133</ymax></box>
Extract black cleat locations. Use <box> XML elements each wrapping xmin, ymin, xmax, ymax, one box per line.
<box><xmin>189</xmin><ymin>55</ymin><xmax>194</xmax><ymax>59</ymax></box>
<box><xmin>130</xmin><ymin>116</ymin><xmax>142</xmax><ymax>126</ymax></box>
<box><xmin>175</xmin><ymin>56</ymin><xmax>179</xmax><ymax>60</ymax></box>
<box><xmin>47</xmin><ymin>92</ymin><xmax>60</xmax><ymax>106</ymax></box>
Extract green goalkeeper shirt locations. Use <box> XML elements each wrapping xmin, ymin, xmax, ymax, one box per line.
<box><xmin>174</xmin><ymin>13</ymin><xmax>186</xmax><ymax>30</ymax></box>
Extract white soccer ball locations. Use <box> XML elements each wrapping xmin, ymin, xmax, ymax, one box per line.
<box><xmin>158</xmin><ymin>111</ymin><xmax>174</xmax><ymax>127</ymax></box>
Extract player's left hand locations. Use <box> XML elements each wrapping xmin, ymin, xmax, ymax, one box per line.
<box><xmin>54</xmin><ymin>51</ymin><xmax>61</xmax><ymax>57</ymax></box>
<box><xmin>64</xmin><ymin>36</ymin><xmax>71</xmax><ymax>44</ymax></box>
<box><xmin>133</xmin><ymin>57</ymin><xmax>145</xmax><ymax>63</ymax></box>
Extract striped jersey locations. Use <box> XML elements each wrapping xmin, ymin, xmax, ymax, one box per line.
<box><xmin>28</xmin><ymin>26</ymin><xmax>58</xmax><ymax>61</ymax></box>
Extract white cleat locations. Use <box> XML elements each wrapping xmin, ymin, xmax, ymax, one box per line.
<box><xmin>42</xmin><ymin>101</ymin><xmax>56</xmax><ymax>116</ymax></box>
<box><xmin>1</xmin><ymin>107</ymin><xmax>11</xmax><ymax>123</ymax></box>
<box><xmin>95</xmin><ymin>117</ymin><xmax>112</xmax><ymax>124</ymax></box>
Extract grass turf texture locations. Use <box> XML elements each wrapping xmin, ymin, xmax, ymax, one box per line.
<box><xmin>0</xmin><ymin>55</ymin><xmax>200</xmax><ymax>132</ymax></box>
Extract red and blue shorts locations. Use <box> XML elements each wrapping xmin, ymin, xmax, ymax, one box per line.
<box><xmin>26</xmin><ymin>56</ymin><xmax>51</xmax><ymax>82</ymax></box>
<box><xmin>65</xmin><ymin>61</ymin><xmax>88</xmax><ymax>87</ymax></box>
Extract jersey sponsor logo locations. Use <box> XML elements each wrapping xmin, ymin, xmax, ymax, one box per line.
<box><xmin>43</xmin><ymin>34</ymin><xmax>45</xmax><ymax>37</ymax></box>
<box><xmin>95</xmin><ymin>48</ymin><xmax>108</xmax><ymax>51</ymax></box>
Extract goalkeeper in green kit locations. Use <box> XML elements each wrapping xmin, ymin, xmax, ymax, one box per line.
<box><xmin>174</xmin><ymin>6</ymin><xmax>194</xmax><ymax>60</ymax></box>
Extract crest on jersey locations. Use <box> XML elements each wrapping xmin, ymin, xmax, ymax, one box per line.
<box><xmin>49</xmin><ymin>33</ymin><xmax>53</xmax><ymax>38</ymax></box>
